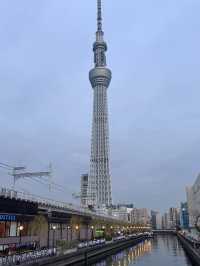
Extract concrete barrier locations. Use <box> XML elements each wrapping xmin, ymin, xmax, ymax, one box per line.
<box><xmin>22</xmin><ymin>235</ymin><xmax>148</xmax><ymax>266</ymax></box>
<box><xmin>178</xmin><ymin>233</ymin><xmax>200</xmax><ymax>266</ymax></box>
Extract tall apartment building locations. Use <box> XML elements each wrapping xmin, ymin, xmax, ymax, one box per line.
<box><xmin>180</xmin><ymin>202</ymin><xmax>189</xmax><ymax>229</ymax></box>
<box><xmin>168</xmin><ymin>207</ymin><xmax>180</xmax><ymax>229</ymax></box>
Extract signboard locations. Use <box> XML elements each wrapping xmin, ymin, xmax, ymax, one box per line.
<box><xmin>95</xmin><ymin>230</ymin><xmax>104</xmax><ymax>237</ymax></box>
<box><xmin>0</xmin><ymin>214</ymin><xmax>16</xmax><ymax>222</ymax></box>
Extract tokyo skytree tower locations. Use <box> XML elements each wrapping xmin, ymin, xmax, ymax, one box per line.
<box><xmin>87</xmin><ymin>0</ymin><xmax>112</xmax><ymax>207</ymax></box>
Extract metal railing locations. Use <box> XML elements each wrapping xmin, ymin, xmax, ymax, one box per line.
<box><xmin>0</xmin><ymin>236</ymin><xmax>39</xmax><ymax>245</ymax></box>
<box><xmin>0</xmin><ymin>248</ymin><xmax>56</xmax><ymax>266</ymax></box>
<box><xmin>0</xmin><ymin>187</ymin><xmax>124</xmax><ymax>223</ymax></box>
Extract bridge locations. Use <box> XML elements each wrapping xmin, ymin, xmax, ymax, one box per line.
<box><xmin>152</xmin><ymin>229</ymin><xmax>176</xmax><ymax>234</ymax></box>
<box><xmin>0</xmin><ymin>187</ymin><xmax>131</xmax><ymax>223</ymax></box>
<box><xmin>0</xmin><ymin>187</ymin><xmax>150</xmax><ymax>248</ymax></box>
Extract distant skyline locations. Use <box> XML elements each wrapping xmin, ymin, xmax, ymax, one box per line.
<box><xmin>0</xmin><ymin>0</ymin><xmax>200</xmax><ymax>211</ymax></box>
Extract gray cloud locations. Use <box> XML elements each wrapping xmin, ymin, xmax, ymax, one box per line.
<box><xmin>0</xmin><ymin>0</ymin><xmax>200</xmax><ymax>211</ymax></box>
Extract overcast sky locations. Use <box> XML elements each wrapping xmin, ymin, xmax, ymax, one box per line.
<box><xmin>0</xmin><ymin>0</ymin><xmax>200</xmax><ymax>212</ymax></box>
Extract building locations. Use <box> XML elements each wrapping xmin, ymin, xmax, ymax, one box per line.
<box><xmin>0</xmin><ymin>192</ymin><xmax>38</xmax><ymax>254</ymax></box>
<box><xmin>151</xmin><ymin>211</ymin><xmax>163</xmax><ymax>230</ymax></box>
<box><xmin>151</xmin><ymin>211</ymin><xmax>158</xmax><ymax>230</ymax></box>
<box><xmin>131</xmin><ymin>208</ymin><xmax>150</xmax><ymax>225</ymax></box>
<box><xmin>0</xmin><ymin>188</ymin><xmax>142</xmax><ymax>255</ymax></box>
<box><xmin>109</xmin><ymin>204</ymin><xmax>134</xmax><ymax>223</ymax></box>
<box><xmin>87</xmin><ymin>0</ymin><xmax>112</xmax><ymax>208</ymax></box>
<box><xmin>111</xmin><ymin>207</ymin><xmax>129</xmax><ymax>222</ymax></box>
<box><xmin>180</xmin><ymin>202</ymin><xmax>189</xmax><ymax>229</ymax></box>
<box><xmin>186</xmin><ymin>174</ymin><xmax>200</xmax><ymax>228</ymax></box>
<box><xmin>155</xmin><ymin>213</ymin><xmax>162</xmax><ymax>230</ymax></box>
<box><xmin>80</xmin><ymin>174</ymin><xmax>89</xmax><ymax>206</ymax></box>
<box><xmin>113</xmin><ymin>204</ymin><xmax>134</xmax><ymax>209</ymax></box>
<box><xmin>162</xmin><ymin>212</ymin><xmax>170</xmax><ymax>229</ymax></box>
<box><xmin>168</xmin><ymin>207</ymin><xmax>180</xmax><ymax>229</ymax></box>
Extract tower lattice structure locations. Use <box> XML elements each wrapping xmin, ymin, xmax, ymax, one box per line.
<box><xmin>87</xmin><ymin>0</ymin><xmax>112</xmax><ymax>208</ymax></box>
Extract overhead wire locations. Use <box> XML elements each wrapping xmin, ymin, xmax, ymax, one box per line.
<box><xmin>0</xmin><ymin>162</ymin><xmax>14</xmax><ymax>169</ymax></box>
<box><xmin>29</xmin><ymin>176</ymin><xmax>67</xmax><ymax>194</ymax></box>
<box><xmin>0</xmin><ymin>162</ymin><xmax>75</xmax><ymax>196</ymax></box>
<box><xmin>0</xmin><ymin>165</ymin><xmax>10</xmax><ymax>170</ymax></box>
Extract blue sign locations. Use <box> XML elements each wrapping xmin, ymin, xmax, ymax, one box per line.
<box><xmin>0</xmin><ymin>214</ymin><xmax>16</xmax><ymax>221</ymax></box>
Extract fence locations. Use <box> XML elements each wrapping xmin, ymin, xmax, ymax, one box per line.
<box><xmin>0</xmin><ymin>248</ymin><xmax>56</xmax><ymax>266</ymax></box>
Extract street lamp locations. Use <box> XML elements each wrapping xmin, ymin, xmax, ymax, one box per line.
<box><xmin>67</xmin><ymin>226</ymin><xmax>70</xmax><ymax>242</ymax></box>
<box><xmin>75</xmin><ymin>225</ymin><xmax>80</xmax><ymax>241</ymax></box>
<box><xmin>102</xmin><ymin>226</ymin><xmax>105</xmax><ymax>238</ymax></box>
<box><xmin>91</xmin><ymin>226</ymin><xmax>94</xmax><ymax>240</ymax></box>
<box><xmin>52</xmin><ymin>225</ymin><xmax>56</xmax><ymax>249</ymax></box>
<box><xmin>19</xmin><ymin>225</ymin><xmax>24</xmax><ymax>245</ymax></box>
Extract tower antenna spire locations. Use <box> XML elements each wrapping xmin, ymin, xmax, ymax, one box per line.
<box><xmin>88</xmin><ymin>0</ymin><xmax>112</xmax><ymax>207</ymax></box>
<box><xmin>97</xmin><ymin>0</ymin><xmax>102</xmax><ymax>31</ymax></box>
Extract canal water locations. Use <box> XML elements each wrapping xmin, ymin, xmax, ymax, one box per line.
<box><xmin>91</xmin><ymin>235</ymin><xmax>195</xmax><ymax>266</ymax></box>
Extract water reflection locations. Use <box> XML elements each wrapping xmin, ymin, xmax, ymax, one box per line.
<box><xmin>93</xmin><ymin>240</ymin><xmax>152</xmax><ymax>266</ymax></box>
<box><xmin>91</xmin><ymin>235</ymin><xmax>195</xmax><ymax>266</ymax></box>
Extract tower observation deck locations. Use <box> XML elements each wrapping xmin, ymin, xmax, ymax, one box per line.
<box><xmin>87</xmin><ymin>0</ymin><xmax>112</xmax><ymax>208</ymax></box>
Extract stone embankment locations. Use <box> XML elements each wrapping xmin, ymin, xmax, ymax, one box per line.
<box><xmin>178</xmin><ymin>233</ymin><xmax>200</xmax><ymax>266</ymax></box>
<box><xmin>23</xmin><ymin>234</ymin><xmax>148</xmax><ymax>266</ymax></box>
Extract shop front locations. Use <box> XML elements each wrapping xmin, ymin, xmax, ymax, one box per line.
<box><xmin>0</xmin><ymin>197</ymin><xmax>39</xmax><ymax>255</ymax></box>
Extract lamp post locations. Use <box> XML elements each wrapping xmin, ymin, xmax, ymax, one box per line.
<box><xmin>75</xmin><ymin>225</ymin><xmax>80</xmax><ymax>241</ymax></box>
<box><xmin>19</xmin><ymin>225</ymin><xmax>24</xmax><ymax>245</ymax></box>
<box><xmin>52</xmin><ymin>225</ymin><xmax>56</xmax><ymax>249</ymax></box>
<box><xmin>67</xmin><ymin>226</ymin><xmax>70</xmax><ymax>242</ymax></box>
<box><xmin>110</xmin><ymin>226</ymin><xmax>113</xmax><ymax>238</ymax></box>
<box><xmin>17</xmin><ymin>225</ymin><xmax>24</xmax><ymax>256</ymax></box>
<box><xmin>91</xmin><ymin>226</ymin><xmax>94</xmax><ymax>240</ymax></box>
<box><xmin>102</xmin><ymin>226</ymin><xmax>105</xmax><ymax>239</ymax></box>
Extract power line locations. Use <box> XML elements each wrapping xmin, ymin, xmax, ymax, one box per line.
<box><xmin>0</xmin><ymin>162</ymin><xmax>13</xmax><ymax>169</ymax></box>
<box><xmin>33</xmin><ymin>177</ymin><xmax>67</xmax><ymax>193</ymax></box>
<box><xmin>0</xmin><ymin>161</ymin><xmax>74</xmax><ymax>196</ymax></box>
<box><xmin>19</xmin><ymin>176</ymin><xmax>67</xmax><ymax>194</ymax></box>
<box><xmin>0</xmin><ymin>165</ymin><xmax>10</xmax><ymax>170</ymax></box>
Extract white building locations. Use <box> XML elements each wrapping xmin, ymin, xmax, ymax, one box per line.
<box><xmin>186</xmin><ymin>174</ymin><xmax>200</xmax><ymax>228</ymax></box>
<box><xmin>112</xmin><ymin>207</ymin><xmax>130</xmax><ymax>222</ymax></box>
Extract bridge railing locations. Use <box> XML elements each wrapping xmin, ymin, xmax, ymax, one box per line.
<box><xmin>0</xmin><ymin>187</ymin><xmax>124</xmax><ymax>222</ymax></box>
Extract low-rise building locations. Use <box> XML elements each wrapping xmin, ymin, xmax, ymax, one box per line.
<box><xmin>111</xmin><ymin>207</ymin><xmax>129</xmax><ymax>222</ymax></box>
<box><xmin>80</xmin><ymin>174</ymin><xmax>89</xmax><ymax>206</ymax></box>
<box><xmin>131</xmin><ymin>208</ymin><xmax>150</xmax><ymax>226</ymax></box>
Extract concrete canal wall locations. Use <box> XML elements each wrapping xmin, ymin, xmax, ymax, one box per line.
<box><xmin>178</xmin><ymin>233</ymin><xmax>200</xmax><ymax>266</ymax></box>
<box><xmin>24</xmin><ymin>235</ymin><xmax>148</xmax><ymax>266</ymax></box>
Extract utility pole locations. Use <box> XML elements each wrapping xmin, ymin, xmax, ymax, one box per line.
<box><xmin>11</xmin><ymin>165</ymin><xmax>52</xmax><ymax>190</ymax></box>
<box><xmin>12</xmin><ymin>167</ymin><xmax>26</xmax><ymax>189</ymax></box>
